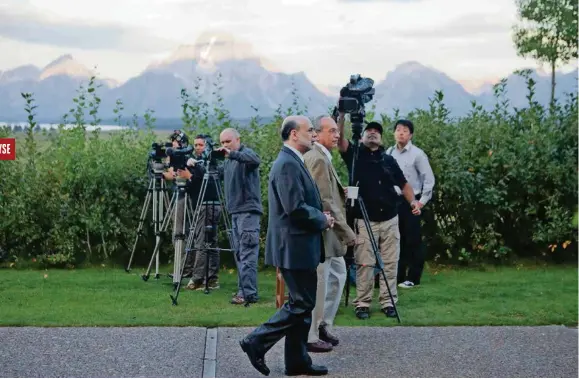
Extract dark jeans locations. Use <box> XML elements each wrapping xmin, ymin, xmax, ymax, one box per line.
<box><xmin>397</xmin><ymin>198</ymin><xmax>425</xmax><ymax>285</ymax></box>
<box><xmin>232</xmin><ymin>212</ymin><xmax>261</xmax><ymax>300</ymax></box>
<box><xmin>244</xmin><ymin>268</ymin><xmax>317</xmax><ymax>369</ymax></box>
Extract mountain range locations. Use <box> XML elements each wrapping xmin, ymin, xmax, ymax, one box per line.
<box><xmin>0</xmin><ymin>32</ymin><xmax>577</xmax><ymax>123</ymax></box>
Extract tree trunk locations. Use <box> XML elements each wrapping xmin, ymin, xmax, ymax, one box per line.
<box><xmin>550</xmin><ymin>60</ymin><xmax>556</xmax><ymax>107</ymax></box>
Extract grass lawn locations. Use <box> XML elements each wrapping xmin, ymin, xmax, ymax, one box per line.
<box><xmin>0</xmin><ymin>264</ymin><xmax>576</xmax><ymax>327</ymax></box>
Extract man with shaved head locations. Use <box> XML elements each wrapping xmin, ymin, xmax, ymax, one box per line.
<box><xmin>218</xmin><ymin>127</ymin><xmax>262</xmax><ymax>305</ymax></box>
<box><xmin>239</xmin><ymin>115</ymin><xmax>333</xmax><ymax>377</ymax></box>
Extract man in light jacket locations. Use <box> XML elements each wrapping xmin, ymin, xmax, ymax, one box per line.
<box><xmin>304</xmin><ymin>115</ymin><xmax>357</xmax><ymax>352</ymax></box>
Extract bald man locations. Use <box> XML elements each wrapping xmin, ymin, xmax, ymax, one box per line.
<box><xmin>218</xmin><ymin>128</ymin><xmax>263</xmax><ymax>305</ymax></box>
<box><xmin>239</xmin><ymin>115</ymin><xmax>333</xmax><ymax>377</ymax></box>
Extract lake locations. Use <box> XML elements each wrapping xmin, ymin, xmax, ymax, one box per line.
<box><xmin>0</xmin><ymin>122</ymin><xmax>128</xmax><ymax>131</ymax></box>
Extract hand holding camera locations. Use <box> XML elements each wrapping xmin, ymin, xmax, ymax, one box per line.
<box><xmin>177</xmin><ymin>168</ymin><xmax>192</xmax><ymax>180</ymax></box>
<box><xmin>163</xmin><ymin>167</ymin><xmax>176</xmax><ymax>181</ymax></box>
<box><xmin>216</xmin><ymin>147</ymin><xmax>230</xmax><ymax>158</ymax></box>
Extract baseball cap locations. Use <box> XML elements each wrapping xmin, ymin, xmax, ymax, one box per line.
<box><xmin>364</xmin><ymin>121</ymin><xmax>383</xmax><ymax>135</ymax></box>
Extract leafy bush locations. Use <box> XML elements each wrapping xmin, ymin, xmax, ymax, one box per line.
<box><xmin>0</xmin><ymin>70</ymin><xmax>576</xmax><ymax>268</ymax></box>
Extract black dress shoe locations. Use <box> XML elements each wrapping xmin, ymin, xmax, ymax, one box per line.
<box><xmin>239</xmin><ymin>338</ymin><xmax>270</xmax><ymax>376</ymax></box>
<box><xmin>285</xmin><ymin>364</ymin><xmax>328</xmax><ymax>376</ymax></box>
<box><xmin>382</xmin><ymin>306</ymin><xmax>397</xmax><ymax>318</ymax></box>
<box><xmin>319</xmin><ymin>325</ymin><xmax>339</xmax><ymax>346</ymax></box>
<box><xmin>306</xmin><ymin>340</ymin><xmax>333</xmax><ymax>353</ymax></box>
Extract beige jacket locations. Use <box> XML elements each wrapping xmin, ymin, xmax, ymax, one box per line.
<box><xmin>304</xmin><ymin>144</ymin><xmax>356</xmax><ymax>258</ymax></box>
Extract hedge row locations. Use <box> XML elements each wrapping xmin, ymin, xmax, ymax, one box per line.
<box><xmin>0</xmin><ymin>71</ymin><xmax>576</xmax><ymax>268</ymax></box>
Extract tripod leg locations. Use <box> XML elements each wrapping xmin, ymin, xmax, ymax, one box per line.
<box><xmin>172</xmin><ymin>191</ymin><xmax>187</xmax><ymax>289</ymax></box>
<box><xmin>126</xmin><ymin>179</ymin><xmax>153</xmax><ymax>272</ymax></box>
<box><xmin>359</xmin><ymin>198</ymin><xmax>401</xmax><ymax>323</ymax></box>
<box><xmin>344</xmin><ymin>261</ymin><xmax>351</xmax><ymax>307</ymax></box>
<box><xmin>215</xmin><ymin>178</ymin><xmax>251</xmax><ymax>307</ymax></box>
<box><xmin>153</xmin><ymin>177</ymin><xmax>163</xmax><ymax>280</ymax></box>
<box><xmin>143</xmin><ymin>191</ymin><xmax>176</xmax><ymax>281</ymax></box>
<box><xmin>172</xmin><ymin>175</ymin><xmax>209</xmax><ymax>305</ymax></box>
<box><xmin>203</xmin><ymin>223</ymin><xmax>211</xmax><ymax>295</ymax></box>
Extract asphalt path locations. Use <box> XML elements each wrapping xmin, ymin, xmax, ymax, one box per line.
<box><xmin>0</xmin><ymin>326</ymin><xmax>576</xmax><ymax>377</ymax></box>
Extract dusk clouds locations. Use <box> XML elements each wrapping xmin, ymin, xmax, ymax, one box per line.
<box><xmin>0</xmin><ymin>0</ymin><xmax>562</xmax><ymax>87</ymax></box>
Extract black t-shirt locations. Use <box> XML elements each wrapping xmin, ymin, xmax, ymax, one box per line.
<box><xmin>188</xmin><ymin>157</ymin><xmax>220</xmax><ymax>205</ymax></box>
<box><xmin>340</xmin><ymin>141</ymin><xmax>407</xmax><ymax>222</ymax></box>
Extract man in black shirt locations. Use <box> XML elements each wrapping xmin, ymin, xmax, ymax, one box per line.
<box><xmin>337</xmin><ymin>114</ymin><xmax>421</xmax><ymax>320</ymax></box>
<box><xmin>179</xmin><ymin>135</ymin><xmax>223</xmax><ymax>291</ymax></box>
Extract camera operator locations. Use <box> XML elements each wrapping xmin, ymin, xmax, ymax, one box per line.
<box><xmin>337</xmin><ymin>114</ymin><xmax>420</xmax><ymax>320</ymax></box>
<box><xmin>217</xmin><ymin>128</ymin><xmax>262</xmax><ymax>305</ymax></box>
<box><xmin>162</xmin><ymin>130</ymin><xmax>195</xmax><ymax>278</ymax></box>
<box><xmin>183</xmin><ymin>134</ymin><xmax>222</xmax><ymax>291</ymax></box>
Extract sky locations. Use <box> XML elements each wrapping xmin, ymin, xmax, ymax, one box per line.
<box><xmin>0</xmin><ymin>0</ymin><xmax>574</xmax><ymax>91</ymax></box>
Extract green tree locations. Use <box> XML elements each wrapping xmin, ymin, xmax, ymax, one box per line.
<box><xmin>513</xmin><ymin>0</ymin><xmax>578</xmax><ymax>106</ymax></box>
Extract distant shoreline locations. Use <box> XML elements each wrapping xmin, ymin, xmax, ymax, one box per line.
<box><xmin>1</xmin><ymin>116</ymin><xmax>276</xmax><ymax>130</ymax></box>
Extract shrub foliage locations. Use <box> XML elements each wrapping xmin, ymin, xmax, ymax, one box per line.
<box><xmin>0</xmin><ymin>70</ymin><xmax>577</xmax><ymax>268</ymax></box>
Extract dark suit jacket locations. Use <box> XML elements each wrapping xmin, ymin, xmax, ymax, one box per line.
<box><xmin>265</xmin><ymin>146</ymin><xmax>328</xmax><ymax>270</ymax></box>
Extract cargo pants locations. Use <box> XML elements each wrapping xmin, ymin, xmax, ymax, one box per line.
<box><xmin>353</xmin><ymin>216</ymin><xmax>400</xmax><ymax>309</ymax></box>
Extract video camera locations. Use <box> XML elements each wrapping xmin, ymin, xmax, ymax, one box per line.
<box><xmin>150</xmin><ymin>142</ymin><xmax>172</xmax><ymax>162</ymax></box>
<box><xmin>163</xmin><ymin>129</ymin><xmax>193</xmax><ymax>170</ymax></box>
<box><xmin>198</xmin><ymin>135</ymin><xmax>226</xmax><ymax>165</ymax></box>
<box><xmin>336</xmin><ymin>74</ymin><xmax>375</xmax><ymax>127</ymax></box>
<box><xmin>167</xmin><ymin>145</ymin><xmax>193</xmax><ymax>171</ymax></box>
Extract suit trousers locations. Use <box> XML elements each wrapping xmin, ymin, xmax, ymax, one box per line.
<box><xmin>307</xmin><ymin>257</ymin><xmax>347</xmax><ymax>343</ymax></box>
<box><xmin>245</xmin><ymin>268</ymin><xmax>317</xmax><ymax>369</ymax></box>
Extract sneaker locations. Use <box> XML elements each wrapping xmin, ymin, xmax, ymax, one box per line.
<box><xmin>231</xmin><ymin>295</ymin><xmax>245</xmax><ymax>304</ymax></box>
<box><xmin>355</xmin><ymin>307</ymin><xmax>370</xmax><ymax>319</ymax></box>
<box><xmin>207</xmin><ymin>278</ymin><xmax>220</xmax><ymax>289</ymax></box>
<box><xmin>186</xmin><ymin>281</ymin><xmax>203</xmax><ymax>290</ymax></box>
<box><xmin>381</xmin><ymin>306</ymin><xmax>397</xmax><ymax>318</ymax></box>
<box><xmin>231</xmin><ymin>295</ymin><xmax>258</xmax><ymax>305</ymax></box>
<box><xmin>398</xmin><ymin>280</ymin><xmax>417</xmax><ymax>288</ymax></box>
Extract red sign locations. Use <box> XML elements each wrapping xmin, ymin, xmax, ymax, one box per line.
<box><xmin>0</xmin><ymin>138</ymin><xmax>16</xmax><ymax>160</ymax></box>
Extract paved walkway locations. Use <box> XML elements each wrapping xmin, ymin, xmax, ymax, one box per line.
<box><xmin>0</xmin><ymin>326</ymin><xmax>577</xmax><ymax>377</ymax></box>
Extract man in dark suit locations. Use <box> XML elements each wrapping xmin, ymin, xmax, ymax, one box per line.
<box><xmin>239</xmin><ymin>115</ymin><xmax>334</xmax><ymax>377</ymax></box>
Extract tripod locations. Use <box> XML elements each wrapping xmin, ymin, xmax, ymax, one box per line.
<box><xmin>170</xmin><ymin>159</ymin><xmax>235</xmax><ymax>306</ymax></box>
<box><xmin>343</xmin><ymin>115</ymin><xmax>401</xmax><ymax>324</ymax></box>
<box><xmin>125</xmin><ymin>160</ymin><xmax>170</xmax><ymax>278</ymax></box>
<box><xmin>141</xmin><ymin>175</ymin><xmax>194</xmax><ymax>286</ymax></box>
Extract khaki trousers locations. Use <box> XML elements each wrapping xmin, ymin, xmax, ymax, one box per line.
<box><xmin>353</xmin><ymin>216</ymin><xmax>400</xmax><ymax>309</ymax></box>
<box><xmin>307</xmin><ymin>257</ymin><xmax>347</xmax><ymax>343</ymax></box>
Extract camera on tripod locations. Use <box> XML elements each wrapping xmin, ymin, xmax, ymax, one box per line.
<box><xmin>168</xmin><ymin>145</ymin><xmax>193</xmax><ymax>171</ymax></box>
<box><xmin>150</xmin><ymin>142</ymin><xmax>172</xmax><ymax>162</ymax></box>
<box><xmin>199</xmin><ymin>135</ymin><xmax>226</xmax><ymax>164</ymax></box>
<box><xmin>336</xmin><ymin>74</ymin><xmax>375</xmax><ymax>127</ymax></box>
